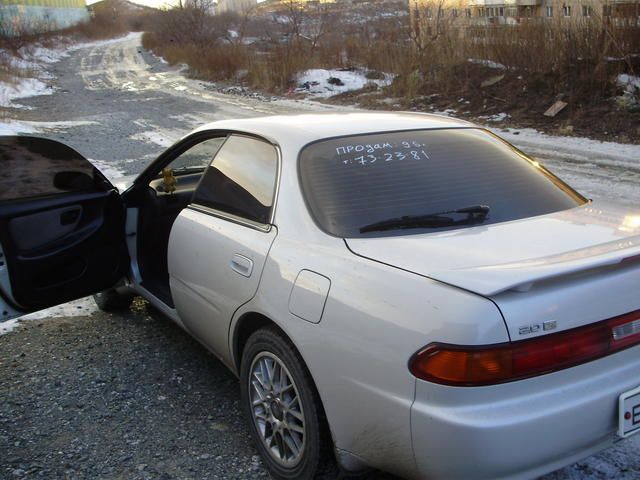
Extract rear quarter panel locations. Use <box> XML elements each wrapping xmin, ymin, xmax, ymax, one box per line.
<box><xmin>229</xmin><ymin>138</ymin><xmax>509</xmax><ymax>477</ymax></box>
<box><xmin>234</xmin><ymin>233</ymin><xmax>509</xmax><ymax>478</ymax></box>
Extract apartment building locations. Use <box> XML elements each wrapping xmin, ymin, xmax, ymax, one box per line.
<box><xmin>216</xmin><ymin>0</ymin><xmax>257</xmax><ymax>14</ymax></box>
<box><xmin>409</xmin><ymin>0</ymin><xmax>639</xmax><ymax>28</ymax></box>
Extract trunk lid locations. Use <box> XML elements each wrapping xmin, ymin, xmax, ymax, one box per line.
<box><xmin>346</xmin><ymin>201</ymin><xmax>640</xmax><ymax>339</ymax></box>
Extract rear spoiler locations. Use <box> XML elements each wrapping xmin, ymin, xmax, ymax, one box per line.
<box><xmin>433</xmin><ymin>238</ymin><xmax>640</xmax><ymax>297</ymax></box>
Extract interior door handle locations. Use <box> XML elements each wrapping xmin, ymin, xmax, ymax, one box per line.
<box><xmin>60</xmin><ymin>208</ymin><xmax>81</xmax><ymax>226</ymax></box>
<box><xmin>230</xmin><ymin>254</ymin><xmax>253</xmax><ymax>277</ymax></box>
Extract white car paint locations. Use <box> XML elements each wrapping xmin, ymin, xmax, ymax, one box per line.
<box><xmin>168</xmin><ymin>207</ymin><xmax>277</xmax><ymax>370</ymax></box>
<box><xmin>162</xmin><ymin>114</ymin><xmax>640</xmax><ymax>478</ymax></box>
<box><xmin>346</xmin><ymin>202</ymin><xmax>640</xmax><ymax>297</ymax></box>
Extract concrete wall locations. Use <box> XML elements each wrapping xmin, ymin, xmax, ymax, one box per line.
<box><xmin>0</xmin><ymin>0</ymin><xmax>89</xmax><ymax>35</ymax></box>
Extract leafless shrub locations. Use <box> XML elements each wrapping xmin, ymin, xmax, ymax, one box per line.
<box><xmin>143</xmin><ymin>0</ymin><xmax>638</xmax><ymax>103</ymax></box>
<box><xmin>403</xmin><ymin>3</ymin><xmax>638</xmax><ymax>105</ymax></box>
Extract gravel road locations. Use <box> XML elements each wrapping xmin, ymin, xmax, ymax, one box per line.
<box><xmin>1</xmin><ymin>33</ymin><xmax>639</xmax><ymax>480</ymax></box>
<box><xmin>1</xmin><ymin>302</ymin><xmax>268</xmax><ymax>480</ymax></box>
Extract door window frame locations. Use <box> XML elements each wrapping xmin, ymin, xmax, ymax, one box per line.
<box><xmin>130</xmin><ymin>129</ymin><xmax>282</xmax><ymax>233</ymax></box>
<box><xmin>187</xmin><ymin>132</ymin><xmax>282</xmax><ymax>233</ymax></box>
<box><xmin>133</xmin><ymin>130</ymin><xmax>230</xmax><ymax>188</ymax></box>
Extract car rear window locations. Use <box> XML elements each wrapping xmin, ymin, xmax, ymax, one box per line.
<box><xmin>298</xmin><ymin>128</ymin><xmax>586</xmax><ymax>238</ymax></box>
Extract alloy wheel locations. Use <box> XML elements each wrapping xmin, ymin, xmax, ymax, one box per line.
<box><xmin>248</xmin><ymin>351</ymin><xmax>306</xmax><ymax>467</ymax></box>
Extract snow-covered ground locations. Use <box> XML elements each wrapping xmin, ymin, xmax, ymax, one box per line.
<box><xmin>0</xmin><ymin>120</ymin><xmax>38</xmax><ymax>135</ymax></box>
<box><xmin>0</xmin><ymin>32</ymin><xmax>142</xmax><ymax>108</ymax></box>
<box><xmin>0</xmin><ymin>119</ymin><xmax>97</xmax><ymax>135</ymax></box>
<box><xmin>0</xmin><ymin>77</ymin><xmax>53</xmax><ymax>109</ymax></box>
<box><xmin>498</xmin><ymin>127</ymin><xmax>640</xmax><ymax>169</ymax></box>
<box><xmin>295</xmin><ymin>68</ymin><xmax>393</xmax><ymax>98</ymax></box>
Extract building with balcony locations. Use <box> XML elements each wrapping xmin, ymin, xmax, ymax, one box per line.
<box><xmin>409</xmin><ymin>0</ymin><xmax>639</xmax><ymax>36</ymax></box>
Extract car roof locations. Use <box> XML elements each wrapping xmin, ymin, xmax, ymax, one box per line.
<box><xmin>194</xmin><ymin>112</ymin><xmax>475</xmax><ymax>148</ymax></box>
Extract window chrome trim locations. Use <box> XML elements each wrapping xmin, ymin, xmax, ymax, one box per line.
<box><xmin>187</xmin><ymin>204</ymin><xmax>273</xmax><ymax>233</ymax></box>
<box><xmin>269</xmin><ymin>142</ymin><xmax>283</xmax><ymax>226</ymax></box>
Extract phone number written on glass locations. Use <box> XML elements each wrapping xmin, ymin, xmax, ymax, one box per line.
<box><xmin>335</xmin><ymin>140</ymin><xmax>431</xmax><ymax>166</ymax></box>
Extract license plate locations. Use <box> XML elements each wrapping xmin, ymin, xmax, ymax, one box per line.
<box><xmin>618</xmin><ymin>385</ymin><xmax>640</xmax><ymax>438</ymax></box>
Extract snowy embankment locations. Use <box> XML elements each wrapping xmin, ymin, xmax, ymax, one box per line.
<box><xmin>0</xmin><ymin>32</ymin><xmax>142</xmax><ymax>108</ymax></box>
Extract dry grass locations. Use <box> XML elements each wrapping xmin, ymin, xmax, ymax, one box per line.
<box><xmin>142</xmin><ymin>5</ymin><xmax>320</xmax><ymax>92</ymax></box>
<box><xmin>147</xmin><ymin>3</ymin><xmax>633</xmax><ymax>101</ymax></box>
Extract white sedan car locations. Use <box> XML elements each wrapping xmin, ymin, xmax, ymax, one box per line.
<box><xmin>1</xmin><ymin>113</ymin><xmax>639</xmax><ymax>480</ymax></box>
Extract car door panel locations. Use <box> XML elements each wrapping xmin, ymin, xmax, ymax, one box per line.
<box><xmin>0</xmin><ymin>136</ymin><xmax>128</xmax><ymax>317</ymax></box>
<box><xmin>168</xmin><ymin>207</ymin><xmax>277</xmax><ymax>365</ymax></box>
<box><xmin>9</xmin><ymin>204</ymin><xmax>83</xmax><ymax>251</ymax></box>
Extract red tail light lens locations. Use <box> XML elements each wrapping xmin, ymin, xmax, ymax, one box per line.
<box><xmin>409</xmin><ymin>309</ymin><xmax>640</xmax><ymax>386</ymax></box>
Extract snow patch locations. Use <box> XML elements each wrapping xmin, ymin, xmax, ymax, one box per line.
<box><xmin>296</xmin><ymin>69</ymin><xmax>393</xmax><ymax>98</ymax></box>
<box><xmin>480</xmin><ymin>112</ymin><xmax>510</xmax><ymax>122</ymax></box>
<box><xmin>468</xmin><ymin>58</ymin><xmax>507</xmax><ymax>70</ymax></box>
<box><xmin>130</xmin><ymin>131</ymin><xmax>175</xmax><ymax>148</ymax></box>
<box><xmin>1</xmin><ymin>297</ymin><xmax>97</xmax><ymax>336</ymax></box>
<box><xmin>617</xmin><ymin>74</ymin><xmax>640</xmax><ymax>92</ymax></box>
<box><xmin>0</xmin><ymin>76</ymin><xmax>53</xmax><ymax>108</ymax></box>
<box><xmin>0</xmin><ymin>119</ymin><xmax>97</xmax><ymax>135</ymax></box>
<box><xmin>0</xmin><ymin>120</ymin><xmax>39</xmax><ymax>135</ymax></box>
<box><xmin>432</xmin><ymin>109</ymin><xmax>458</xmax><ymax>117</ymax></box>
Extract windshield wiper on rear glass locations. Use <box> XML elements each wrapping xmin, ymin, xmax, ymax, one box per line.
<box><xmin>359</xmin><ymin>205</ymin><xmax>490</xmax><ymax>234</ymax></box>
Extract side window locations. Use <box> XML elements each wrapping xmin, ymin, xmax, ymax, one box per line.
<box><xmin>0</xmin><ymin>136</ymin><xmax>109</xmax><ymax>201</ymax></box>
<box><xmin>192</xmin><ymin>135</ymin><xmax>278</xmax><ymax>224</ymax></box>
<box><xmin>163</xmin><ymin>136</ymin><xmax>227</xmax><ymax>173</ymax></box>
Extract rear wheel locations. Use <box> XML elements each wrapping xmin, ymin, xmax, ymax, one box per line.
<box><xmin>93</xmin><ymin>288</ymin><xmax>134</xmax><ymax>312</ymax></box>
<box><xmin>240</xmin><ymin>327</ymin><xmax>339</xmax><ymax>480</ymax></box>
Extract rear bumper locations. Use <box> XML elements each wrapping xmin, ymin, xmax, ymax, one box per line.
<box><xmin>410</xmin><ymin>345</ymin><xmax>640</xmax><ymax>479</ymax></box>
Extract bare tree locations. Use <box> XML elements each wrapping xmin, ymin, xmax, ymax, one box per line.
<box><xmin>408</xmin><ymin>0</ymin><xmax>450</xmax><ymax>52</ymax></box>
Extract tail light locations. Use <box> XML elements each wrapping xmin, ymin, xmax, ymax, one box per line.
<box><xmin>409</xmin><ymin>309</ymin><xmax>640</xmax><ymax>386</ymax></box>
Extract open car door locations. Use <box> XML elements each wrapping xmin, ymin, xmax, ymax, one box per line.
<box><xmin>0</xmin><ymin>136</ymin><xmax>129</xmax><ymax>322</ymax></box>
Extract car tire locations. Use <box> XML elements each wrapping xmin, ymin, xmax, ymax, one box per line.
<box><xmin>93</xmin><ymin>288</ymin><xmax>134</xmax><ymax>312</ymax></box>
<box><xmin>240</xmin><ymin>326</ymin><xmax>339</xmax><ymax>480</ymax></box>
